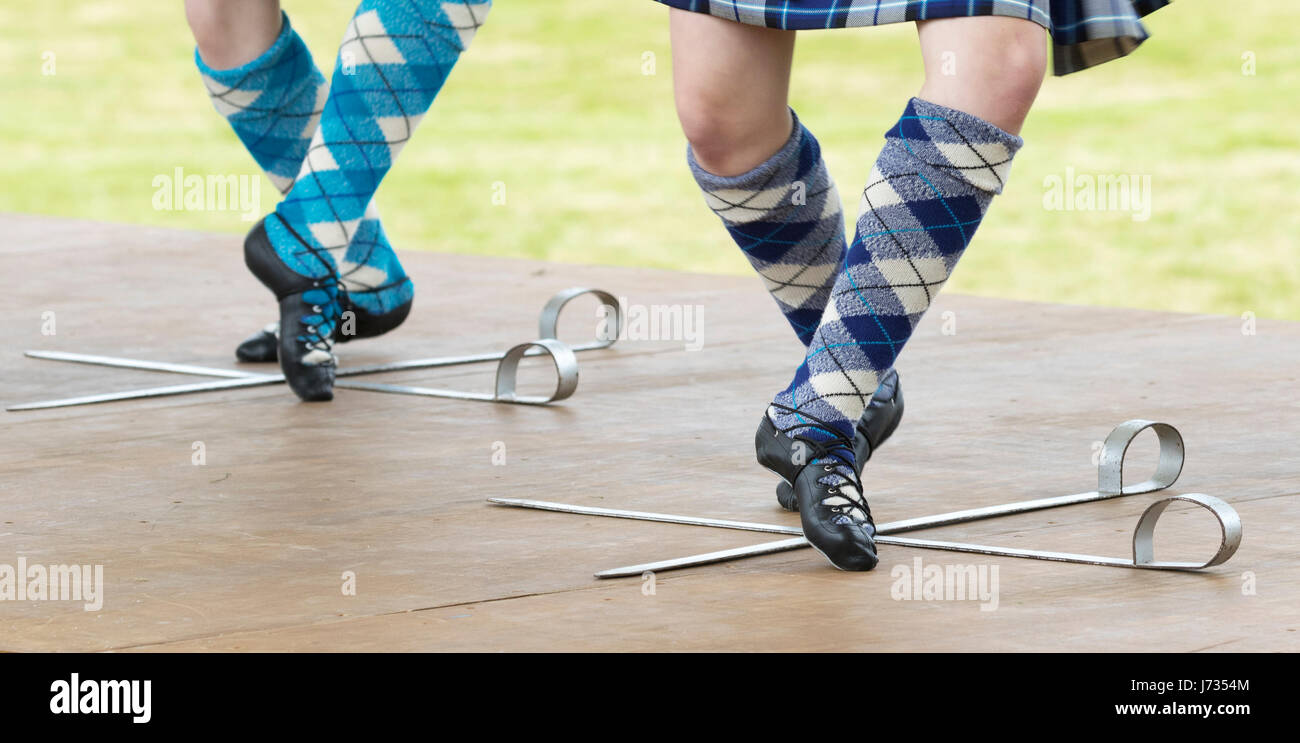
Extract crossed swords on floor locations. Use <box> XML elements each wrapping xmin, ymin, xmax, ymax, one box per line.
<box><xmin>493</xmin><ymin>419</ymin><xmax>1242</xmax><ymax>577</ymax></box>
<box><xmin>9</xmin><ymin>287</ymin><xmax>1242</xmax><ymax>575</ymax></box>
<box><xmin>9</xmin><ymin>287</ymin><xmax>618</xmax><ymax>410</ymax></box>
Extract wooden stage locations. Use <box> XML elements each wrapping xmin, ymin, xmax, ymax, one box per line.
<box><xmin>2</xmin><ymin>213</ymin><xmax>1297</xmax><ymax>652</ymax></box>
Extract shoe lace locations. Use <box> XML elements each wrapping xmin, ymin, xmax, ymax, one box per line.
<box><xmin>274</xmin><ymin>214</ymin><xmax>348</xmax><ymax>359</ymax></box>
<box><xmin>297</xmin><ymin>279</ymin><xmax>345</xmax><ymax>358</ymax></box>
<box><xmin>768</xmin><ymin>403</ymin><xmax>872</xmax><ymax>524</ymax></box>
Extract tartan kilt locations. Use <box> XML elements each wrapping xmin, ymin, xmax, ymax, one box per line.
<box><xmin>653</xmin><ymin>0</ymin><xmax>1171</xmax><ymax>75</ymax></box>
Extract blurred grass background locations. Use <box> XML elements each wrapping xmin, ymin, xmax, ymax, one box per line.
<box><xmin>0</xmin><ymin>1</ymin><xmax>1295</xmax><ymax>318</ymax></box>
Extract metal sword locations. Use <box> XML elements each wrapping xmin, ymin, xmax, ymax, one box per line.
<box><xmin>487</xmin><ymin>421</ymin><xmax>1243</xmax><ymax>575</ymax></box>
<box><xmin>590</xmin><ymin>493</ymin><xmax>1241</xmax><ymax>577</ymax></box>
<box><xmin>8</xmin><ymin>287</ymin><xmax>620</xmax><ymax>410</ymax></box>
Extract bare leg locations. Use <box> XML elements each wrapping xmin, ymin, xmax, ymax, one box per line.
<box><xmin>184</xmin><ymin>0</ymin><xmax>282</xmax><ymax>69</ymax></box>
<box><xmin>916</xmin><ymin>15</ymin><xmax>1047</xmax><ymax>134</ymax></box>
<box><xmin>670</xmin><ymin>9</ymin><xmax>796</xmax><ymax>176</ymax></box>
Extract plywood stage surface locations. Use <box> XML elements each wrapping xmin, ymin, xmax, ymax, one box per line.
<box><xmin>2</xmin><ymin>213</ymin><xmax>1297</xmax><ymax>652</ymax></box>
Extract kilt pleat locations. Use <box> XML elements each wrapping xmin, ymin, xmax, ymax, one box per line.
<box><xmin>654</xmin><ymin>0</ymin><xmax>1171</xmax><ymax>75</ymax></box>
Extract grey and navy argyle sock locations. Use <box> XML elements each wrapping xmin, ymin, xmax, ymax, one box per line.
<box><xmin>769</xmin><ymin>98</ymin><xmax>1024</xmax><ymax>466</ymax></box>
<box><xmin>689</xmin><ymin>111</ymin><xmax>845</xmax><ymax>347</ymax></box>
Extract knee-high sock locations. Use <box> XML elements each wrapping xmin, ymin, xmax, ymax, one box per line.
<box><xmin>689</xmin><ymin>112</ymin><xmax>845</xmax><ymax>347</ymax></box>
<box><xmin>264</xmin><ymin>0</ymin><xmax>490</xmax><ymax>330</ymax></box>
<box><xmin>769</xmin><ymin>98</ymin><xmax>1023</xmax><ymax>452</ymax></box>
<box><xmin>195</xmin><ymin>12</ymin><xmax>324</xmax><ymax>193</ymax></box>
<box><xmin>195</xmin><ymin>11</ymin><xmax>418</xmax><ymax>317</ymax></box>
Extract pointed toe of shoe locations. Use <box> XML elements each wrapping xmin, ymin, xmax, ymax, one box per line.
<box><xmin>287</xmin><ymin>370</ymin><xmax>335</xmax><ymax>402</ymax></box>
<box><xmin>794</xmin><ymin>469</ymin><xmax>879</xmax><ymax>571</ymax></box>
<box><xmin>280</xmin><ymin>354</ymin><xmax>335</xmax><ymax>402</ymax></box>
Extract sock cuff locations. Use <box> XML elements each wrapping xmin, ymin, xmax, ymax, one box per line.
<box><xmin>194</xmin><ymin>10</ymin><xmax>298</xmax><ymax>82</ymax></box>
<box><xmin>899</xmin><ymin>97</ymin><xmax>1024</xmax><ymax>150</ymax></box>
<box><xmin>687</xmin><ymin>108</ymin><xmax>810</xmax><ymax>191</ymax></box>
<box><xmin>886</xmin><ymin>97</ymin><xmax>1024</xmax><ymax>194</ymax></box>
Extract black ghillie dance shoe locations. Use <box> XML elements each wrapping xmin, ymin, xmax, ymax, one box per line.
<box><xmin>235</xmin><ymin>323</ymin><xmax>280</xmax><ymax>363</ymax></box>
<box><xmin>243</xmin><ymin>217</ymin><xmax>341</xmax><ymax>402</ymax></box>
<box><xmin>793</xmin><ymin>448</ymin><xmax>878</xmax><ymax>571</ymax></box>
<box><xmin>771</xmin><ymin>368</ymin><xmax>904</xmax><ymax>511</ymax></box>
<box><xmin>757</xmin><ymin>406</ymin><xmax>878</xmax><ymax>571</ymax></box>
<box><xmin>232</xmin><ymin>294</ymin><xmax>413</xmax><ymax>363</ymax></box>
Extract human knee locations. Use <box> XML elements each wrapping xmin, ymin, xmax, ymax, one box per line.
<box><xmin>986</xmin><ymin>25</ymin><xmax>1048</xmax><ymax>113</ymax></box>
<box><xmin>186</xmin><ymin>0</ymin><xmax>281</xmax><ymax>69</ymax></box>
<box><xmin>921</xmin><ymin>21</ymin><xmax>1047</xmax><ymax>133</ymax></box>
<box><xmin>675</xmin><ymin>90</ymin><xmax>789</xmax><ymax>176</ymax></box>
<box><xmin>186</xmin><ymin>1</ymin><xmax>233</xmax><ymax>55</ymax></box>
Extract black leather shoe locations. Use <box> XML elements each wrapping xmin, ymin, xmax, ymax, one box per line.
<box><xmin>235</xmin><ymin>323</ymin><xmax>281</xmax><ymax>363</ymax></box>
<box><xmin>243</xmin><ymin>216</ymin><xmax>340</xmax><ymax>402</ymax></box>
<box><xmin>772</xmin><ymin>368</ymin><xmax>904</xmax><ymax>511</ymax></box>
<box><xmin>338</xmin><ymin>290</ymin><xmax>412</xmax><ymax>343</ymax></box>
<box><xmin>233</xmin><ymin>293</ymin><xmax>413</xmax><ymax>364</ymax></box>
<box><xmin>756</xmin><ymin>409</ymin><xmax>878</xmax><ymax>571</ymax></box>
<box><xmin>793</xmin><ymin>458</ymin><xmax>878</xmax><ymax>571</ymax></box>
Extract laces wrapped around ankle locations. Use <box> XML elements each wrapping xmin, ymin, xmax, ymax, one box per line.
<box><xmin>297</xmin><ymin>279</ymin><xmax>346</xmax><ymax>355</ymax></box>
<box><xmin>768</xmin><ymin>403</ymin><xmax>868</xmax><ymax>510</ymax></box>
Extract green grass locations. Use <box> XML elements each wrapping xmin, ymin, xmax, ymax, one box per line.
<box><xmin>1</xmin><ymin>1</ymin><xmax>1295</xmax><ymax>318</ymax></box>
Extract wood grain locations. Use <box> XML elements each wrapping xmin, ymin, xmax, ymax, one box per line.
<box><xmin>1</xmin><ymin>214</ymin><xmax>1295</xmax><ymax>652</ymax></box>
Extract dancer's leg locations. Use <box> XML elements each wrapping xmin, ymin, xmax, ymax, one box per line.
<box><xmin>243</xmin><ymin>0</ymin><xmax>491</xmax><ymax>400</ymax></box>
<box><xmin>672</xmin><ymin>9</ymin><xmax>905</xmax><ymax>510</ymax></box>
<box><xmin>186</xmin><ymin>2</ymin><xmax>416</xmax><ymax>364</ymax></box>
<box><xmin>186</xmin><ymin>0</ymin><xmax>283</xmax><ymax>71</ymax></box>
<box><xmin>671</xmin><ymin>10</ymin><xmax>795</xmax><ymax>178</ymax></box>
<box><xmin>672</xmin><ymin>11</ymin><xmax>842</xmax><ymax>347</ymax></box>
<box><xmin>767</xmin><ymin>16</ymin><xmax>1047</xmax><ymax>570</ymax></box>
<box><xmin>915</xmin><ymin>16</ymin><xmax>1045</xmax><ymax>136</ymax></box>
<box><xmin>187</xmin><ymin>1</ymin><xmax>305</xmax><ymax>192</ymax></box>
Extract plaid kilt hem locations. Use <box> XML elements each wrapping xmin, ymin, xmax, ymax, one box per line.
<box><xmin>654</xmin><ymin>0</ymin><xmax>1172</xmax><ymax>75</ymax></box>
